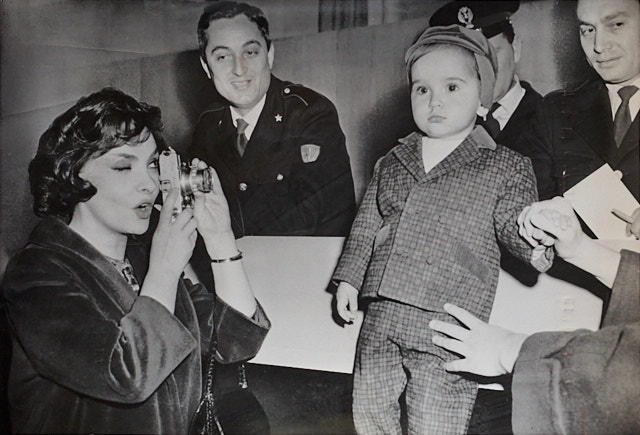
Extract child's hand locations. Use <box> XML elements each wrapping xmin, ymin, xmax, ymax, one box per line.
<box><xmin>518</xmin><ymin>197</ymin><xmax>587</xmax><ymax>262</ymax></box>
<box><xmin>336</xmin><ymin>282</ymin><xmax>359</xmax><ymax>324</ymax></box>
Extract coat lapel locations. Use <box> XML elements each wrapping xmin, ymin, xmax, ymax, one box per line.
<box><xmin>392</xmin><ymin>132</ymin><xmax>427</xmax><ymax>182</ymax></box>
<box><xmin>573</xmin><ymin>83</ymin><xmax>617</xmax><ymax>163</ymax></box>
<box><xmin>32</xmin><ymin>218</ymin><xmax>136</xmax><ymax>312</ymax></box>
<box><xmin>392</xmin><ymin>127</ymin><xmax>493</xmax><ymax>183</ymax></box>
<box><xmin>616</xmin><ymin>114</ymin><xmax>639</xmax><ymax>161</ymax></box>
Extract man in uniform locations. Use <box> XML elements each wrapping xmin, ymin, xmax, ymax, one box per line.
<box><xmin>189</xmin><ymin>1</ymin><xmax>355</xmax><ymax>238</ymax></box>
<box><xmin>429</xmin><ymin>1</ymin><xmax>542</xmax><ymax>151</ymax></box>
<box><xmin>187</xmin><ymin>3</ymin><xmax>356</xmax><ymax>434</ymax></box>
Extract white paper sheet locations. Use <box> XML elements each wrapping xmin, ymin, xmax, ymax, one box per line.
<box><xmin>238</xmin><ymin>236</ymin><xmax>363</xmax><ymax>374</ymax></box>
<box><xmin>237</xmin><ymin>236</ymin><xmax>602</xmax><ymax>377</ymax></box>
<box><xmin>563</xmin><ymin>164</ymin><xmax>640</xmax><ymax>240</ymax></box>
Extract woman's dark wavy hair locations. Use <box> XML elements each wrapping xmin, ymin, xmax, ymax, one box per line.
<box><xmin>29</xmin><ymin>87</ymin><xmax>167</xmax><ymax>223</ymax></box>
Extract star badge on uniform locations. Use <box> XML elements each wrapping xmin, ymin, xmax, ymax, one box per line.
<box><xmin>275</xmin><ymin>114</ymin><xmax>283</xmax><ymax>122</ymax></box>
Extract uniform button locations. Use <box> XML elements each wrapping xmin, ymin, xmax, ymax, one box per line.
<box><xmin>425</xmin><ymin>255</ymin><xmax>434</xmax><ymax>265</ymax></box>
<box><xmin>276</xmin><ymin>173</ymin><xmax>284</xmax><ymax>181</ymax></box>
<box><xmin>438</xmin><ymin>215</ymin><xmax>447</xmax><ymax>224</ymax></box>
<box><xmin>239</xmin><ymin>182</ymin><xmax>248</xmax><ymax>191</ymax></box>
<box><xmin>284</xmin><ymin>88</ymin><xmax>290</xmax><ymax>94</ymax></box>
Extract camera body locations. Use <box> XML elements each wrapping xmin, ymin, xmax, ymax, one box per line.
<box><xmin>158</xmin><ymin>147</ymin><xmax>214</xmax><ymax>214</ymax></box>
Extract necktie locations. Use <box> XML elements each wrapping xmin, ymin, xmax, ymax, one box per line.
<box><xmin>235</xmin><ymin>118</ymin><xmax>249</xmax><ymax>156</ymax></box>
<box><xmin>613</xmin><ymin>85</ymin><xmax>638</xmax><ymax>147</ymax></box>
<box><xmin>481</xmin><ymin>102</ymin><xmax>501</xmax><ymax>139</ymax></box>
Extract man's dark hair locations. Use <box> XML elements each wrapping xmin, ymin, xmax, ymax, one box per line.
<box><xmin>197</xmin><ymin>1</ymin><xmax>271</xmax><ymax>61</ymax></box>
<box><xmin>29</xmin><ymin>87</ymin><xmax>167</xmax><ymax>222</ymax></box>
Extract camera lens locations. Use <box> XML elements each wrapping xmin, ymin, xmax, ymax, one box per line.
<box><xmin>180</xmin><ymin>166</ymin><xmax>214</xmax><ymax>195</ymax></box>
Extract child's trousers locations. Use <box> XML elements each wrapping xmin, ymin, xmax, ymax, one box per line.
<box><xmin>353</xmin><ymin>300</ymin><xmax>478</xmax><ymax>435</ymax></box>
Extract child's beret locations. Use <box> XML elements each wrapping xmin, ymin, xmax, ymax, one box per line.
<box><xmin>405</xmin><ymin>24</ymin><xmax>498</xmax><ymax>110</ymax></box>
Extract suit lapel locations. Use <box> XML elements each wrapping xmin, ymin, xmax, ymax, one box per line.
<box><xmin>573</xmin><ymin>83</ymin><xmax>617</xmax><ymax>163</ymax></box>
<box><xmin>616</xmin><ymin>114</ymin><xmax>639</xmax><ymax>160</ymax></box>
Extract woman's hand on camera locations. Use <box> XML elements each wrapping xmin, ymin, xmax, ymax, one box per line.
<box><xmin>190</xmin><ymin>158</ymin><xmax>237</xmax><ymax>260</ymax></box>
<box><xmin>141</xmin><ymin>188</ymin><xmax>198</xmax><ymax>312</ymax></box>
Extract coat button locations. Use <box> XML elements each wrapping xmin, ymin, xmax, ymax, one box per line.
<box><xmin>239</xmin><ymin>182</ymin><xmax>248</xmax><ymax>191</ymax></box>
<box><xmin>425</xmin><ymin>255</ymin><xmax>434</xmax><ymax>265</ymax></box>
<box><xmin>284</xmin><ymin>88</ymin><xmax>290</xmax><ymax>94</ymax></box>
<box><xmin>276</xmin><ymin>173</ymin><xmax>284</xmax><ymax>181</ymax></box>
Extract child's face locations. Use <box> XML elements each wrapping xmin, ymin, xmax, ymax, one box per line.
<box><xmin>410</xmin><ymin>47</ymin><xmax>482</xmax><ymax>139</ymax></box>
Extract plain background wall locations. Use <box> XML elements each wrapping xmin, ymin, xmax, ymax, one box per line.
<box><xmin>1</xmin><ymin>0</ymin><xmax>592</xmax><ymax>258</ymax></box>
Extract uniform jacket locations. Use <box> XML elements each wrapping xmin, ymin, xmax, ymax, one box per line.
<box><xmin>2</xmin><ymin>217</ymin><xmax>270</xmax><ymax>434</ymax></box>
<box><xmin>515</xmin><ymin>79</ymin><xmax>639</xmax><ymax>201</ymax></box>
<box><xmin>189</xmin><ymin>75</ymin><xmax>356</xmax><ymax>237</ymax></box>
<box><xmin>512</xmin><ymin>250</ymin><xmax>640</xmax><ymax>434</ymax></box>
<box><xmin>494</xmin><ymin>81</ymin><xmax>543</xmax><ymax>153</ymax></box>
<box><xmin>333</xmin><ymin>126</ymin><xmax>552</xmax><ymax>321</ymax></box>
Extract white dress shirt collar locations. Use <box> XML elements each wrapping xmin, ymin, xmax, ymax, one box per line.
<box><xmin>492</xmin><ymin>78</ymin><xmax>526</xmax><ymax>130</ymax></box>
<box><xmin>606</xmin><ymin>75</ymin><xmax>640</xmax><ymax>122</ymax></box>
<box><xmin>230</xmin><ymin>93</ymin><xmax>267</xmax><ymax>141</ymax></box>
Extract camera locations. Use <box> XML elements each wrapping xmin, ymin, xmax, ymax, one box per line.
<box><xmin>158</xmin><ymin>147</ymin><xmax>214</xmax><ymax>214</ymax></box>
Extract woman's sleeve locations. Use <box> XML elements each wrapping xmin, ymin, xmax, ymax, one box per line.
<box><xmin>4</xmin><ymin>259</ymin><xmax>197</xmax><ymax>404</ymax></box>
<box><xmin>212</xmin><ymin>295</ymin><xmax>270</xmax><ymax>364</ymax></box>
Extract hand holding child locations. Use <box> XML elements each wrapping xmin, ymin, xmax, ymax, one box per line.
<box><xmin>429</xmin><ymin>304</ymin><xmax>528</xmax><ymax>376</ymax></box>
<box><xmin>518</xmin><ymin>197</ymin><xmax>587</xmax><ymax>262</ymax></box>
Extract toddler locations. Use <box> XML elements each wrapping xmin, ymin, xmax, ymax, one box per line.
<box><xmin>332</xmin><ymin>25</ymin><xmax>552</xmax><ymax>434</ymax></box>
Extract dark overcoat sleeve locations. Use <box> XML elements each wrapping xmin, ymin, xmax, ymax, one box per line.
<box><xmin>511</xmin><ymin>250</ymin><xmax>640</xmax><ymax>434</ymax></box>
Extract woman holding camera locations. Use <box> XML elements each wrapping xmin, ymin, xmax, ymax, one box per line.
<box><xmin>2</xmin><ymin>88</ymin><xmax>269</xmax><ymax>433</ymax></box>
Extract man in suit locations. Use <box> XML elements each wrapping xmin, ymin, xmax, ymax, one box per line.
<box><xmin>189</xmin><ymin>1</ymin><xmax>355</xmax><ymax>239</ymax></box>
<box><xmin>514</xmin><ymin>0</ymin><xmax>639</xmax><ymax>314</ymax></box>
<box><xmin>518</xmin><ymin>0</ymin><xmax>639</xmax><ymax>204</ymax></box>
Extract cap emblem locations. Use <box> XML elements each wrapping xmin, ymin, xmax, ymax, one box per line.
<box><xmin>457</xmin><ymin>6</ymin><xmax>474</xmax><ymax>28</ymax></box>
